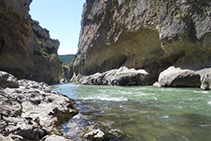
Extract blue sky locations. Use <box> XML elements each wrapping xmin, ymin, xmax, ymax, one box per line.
<box><xmin>30</xmin><ymin>0</ymin><xmax>86</xmax><ymax>55</ymax></box>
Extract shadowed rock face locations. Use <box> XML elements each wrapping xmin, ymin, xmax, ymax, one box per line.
<box><xmin>0</xmin><ymin>0</ymin><xmax>61</xmax><ymax>84</ymax></box>
<box><xmin>69</xmin><ymin>0</ymin><xmax>211</xmax><ymax>84</ymax></box>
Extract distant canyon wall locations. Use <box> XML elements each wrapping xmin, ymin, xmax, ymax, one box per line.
<box><xmin>69</xmin><ymin>0</ymin><xmax>211</xmax><ymax>84</ymax></box>
<box><xmin>0</xmin><ymin>0</ymin><xmax>61</xmax><ymax>84</ymax></box>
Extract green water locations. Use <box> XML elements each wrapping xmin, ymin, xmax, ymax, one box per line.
<box><xmin>52</xmin><ymin>83</ymin><xmax>211</xmax><ymax>141</ymax></box>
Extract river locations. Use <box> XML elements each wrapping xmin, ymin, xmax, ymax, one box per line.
<box><xmin>52</xmin><ymin>83</ymin><xmax>211</xmax><ymax>141</ymax></box>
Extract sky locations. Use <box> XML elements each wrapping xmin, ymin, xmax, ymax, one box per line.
<box><xmin>29</xmin><ymin>0</ymin><xmax>86</xmax><ymax>55</ymax></box>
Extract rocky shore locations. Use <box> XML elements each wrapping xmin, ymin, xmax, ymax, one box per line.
<box><xmin>0</xmin><ymin>71</ymin><xmax>78</xmax><ymax>141</ymax></box>
<box><xmin>71</xmin><ymin>66</ymin><xmax>211</xmax><ymax>90</ymax></box>
<box><xmin>71</xmin><ymin>66</ymin><xmax>150</xmax><ymax>86</ymax></box>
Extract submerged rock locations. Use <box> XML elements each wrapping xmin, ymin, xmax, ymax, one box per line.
<box><xmin>0</xmin><ymin>71</ymin><xmax>78</xmax><ymax>140</ymax></box>
<box><xmin>71</xmin><ymin>67</ymin><xmax>149</xmax><ymax>86</ymax></box>
<box><xmin>83</xmin><ymin>128</ymin><xmax>122</xmax><ymax>141</ymax></box>
<box><xmin>83</xmin><ymin>129</ymin><xmax>105</xmax><ymax>140</ymax></box>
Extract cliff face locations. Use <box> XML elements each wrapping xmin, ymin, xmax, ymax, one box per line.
<box><xmin>0</xmin><ymin>0</ymin><xmax>61</xmax><ymax>84</ymax></box>
<box><xmin>70</xmin><ymin>0</ymin><xmax>211</xmax><ymax>84</ymax></box>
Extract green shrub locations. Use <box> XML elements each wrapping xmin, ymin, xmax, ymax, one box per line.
<box><xmin>58</xmin><ymin>54</ymin><xmax>75</xmax><ymax>66</ymax></box>
<box><xmin>37</xmin><ymin>40</ymin><xmax>42</xmax><ymax>46</ymax></box>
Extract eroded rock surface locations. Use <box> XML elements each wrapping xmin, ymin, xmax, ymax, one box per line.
<box><xmin>0</xmin><ymin>71</ymin><xmax>19</xmax><ymax>88</ymax></box>
<box><xmin>156</xmin><ymin>66</ymin><xmax>211</xmax><ymax>90</ymax></box>
<box><xmin>197</xmin><ymin>68</ymin><xmax>211</xmax><ymax>90</ymax></box>
<box><xmin>71</xmin><ymin>67</ymin><xmax>149</xmax><ymax>86</ymax></box>
<box><xmin>0</xmin><ymin>0</ymin><xmax>61</xmax><ymax>84</ymax></box>
<box><xmin>0</xmin><ymin>71</ymin><xmax>78</xmax><ymax>140</ymax></box>
<box><xmin>157</xmin><ymin>66</ymin><xmax>201</xmax><ymax>87</ymax></box>
<box><xmin>67</xmin><ymin>0</ymin><xmax>211</xmax><ymax>86</ymax></box>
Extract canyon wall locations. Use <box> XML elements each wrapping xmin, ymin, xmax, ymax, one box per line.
<box><xmin>0</xmin><ymin>0</ymin><xmax>61</xmax><ymax>84</ymax></box>
<box><xmin>69</xmin><ymin>0</ymin><xmax>211</xmax><ymax>84</ymax></box>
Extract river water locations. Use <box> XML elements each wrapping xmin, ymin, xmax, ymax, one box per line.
<box><xmin>52</xmin><ymin>83</ymin><xmax>211</xmax><ymax>141</ymax></box>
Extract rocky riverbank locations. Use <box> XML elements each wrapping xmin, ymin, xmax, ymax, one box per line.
<box><xmin>71</xmin><ymin>66</ymin><xmax>150</xmax><ymax>86</ymax></box>
<box><xmin>156</xmin><ymin>66</ymin><xmax>211</xmax><ymax>90</ymax></box>
<box><xmin>0</xmin><ymin>71</ymin><xmax>78</xmax><ymax>140</ymax></box>
<box><xmin>71</xmin><ymin>66</ymin><xmax>211</xmax><ymax>90</ymax></box>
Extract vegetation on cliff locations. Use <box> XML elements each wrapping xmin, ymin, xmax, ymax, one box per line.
<box><xmin>0</xmin><ymin>0</ymin><xmax>61</xmax><ymax>84</ymax></box>
<box><xmin>58</xmin><ymin>54</ymin><xmax>75</xmax><ymax>66</ymax></box>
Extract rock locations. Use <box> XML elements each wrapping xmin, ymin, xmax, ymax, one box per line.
<box><xmin>43</xmin><ymin>134</ymin><xmax>71</xmax><ymax>141</ymax></box>
<box><xmin>0</xmin><ymin>71</ymin><xmax>19</xmax><ymax>88</ymax></box>
<box><xmin>108</xmin><ymin>129</ymin><xmax>122</xmax><ymax>140</ymax></box>
<box><xmin>106</xmin><ymin>67</ymin><xmax>149</xmax><ymax>86</ymax></box>
<box><xmin>0</xmin><ymin>0</ymin><xmax>61</xmax><ymax>85</ymax></box>
<box><xmin>71</xmin><ymin>67</ymin><xmax>149</xmax><ymax>86</ymax></box>
<box><xmin>200</xmin><ymin>75</ymin><xmax>211</xmax><ymax>90</ymax></box>
<box><xmin>29</xmin><ymin>20</ymin><xmax>62</xmax><ymax>85</ymax></box>
<box><xmin>0</xmin><ymin>121</ymin><xmax>7</xmax><ymax>129</ymax></box>
<box><xmin>66</xmin><ymin>0</ymin><xmax>211</xmax><ymax>85</ymax></box>
<box><xmin>158</xmin><ymin>66</ymin><xmax>201</xmax><ymax>87</ymax></box>
<box><xmin>83</xmin><ymin>129</ymin><xmax>105</xmax><ymax>140</ymax></box>
<box><xmin>0</xmin><ymin>72</ymin><xmax>78</xmax><ymax>140</ymax></box>
<box><xmin>153</xmin><ymin>82</ymin><xmax>161</xmax><ymax>87</ymax></box>
<box><xmin>83</xmin><ymin>128</ymin><xmax>122</xmax><ymax>141</ymax></box>
<box><xmin>197</xmin><ymin>68</ymin><xmax>211</xmax><ymax>90</ymax></box>
<box><xmin>16</xmin><ymin>128</ymin><xmax>47</xmax><ymax>141</ymax></box>
<box><xmin>9</xmin><ymin>134</ymin><xmax>24</xmax><ymax>141</ymax></box>
<box><xmin>0</xmin><ymin>134</ymin><xmax>13</xmax><ymax>141</ymax></box>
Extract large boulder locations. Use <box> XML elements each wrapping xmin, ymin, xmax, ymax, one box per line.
<box><xmin>158</xmin><ymin>66</ymin><xmax>201</xmax><ymax>87</ymax></box>
<box><xmin>103</xmin><ymin>67</ymin><xmax>149</xmax><ymax>86</ymax></box>
<box><xmin>71</xmin><ymin>67</ymin><xmax>149</xmax><ymax>86</ymax></box>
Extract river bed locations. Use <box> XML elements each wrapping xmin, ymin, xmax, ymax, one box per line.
<box><xmin>52</xmin><ymin>83</ymin><xmax>211</xmax><ymax>140</ymax></box>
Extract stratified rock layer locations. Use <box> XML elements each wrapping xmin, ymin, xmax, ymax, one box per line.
<box><xmin>69</xmin><ymin>0</ymin><xmax>211</xmax><ymax>85</ymax></box>
<box><xmin>0</xmin><ymin>0</ymin><xmax>61</xmax><ymax>84</ymax></box>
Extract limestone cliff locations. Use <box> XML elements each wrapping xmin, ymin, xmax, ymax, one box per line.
<box><xmin>0</xmin><ymin>0</ymin><xmax>61</xmax><ymax>84</ymax></box>
<box><xmin>70</xmin><ymin>0</ymin><xmax>211</xmax><ymax>84</ymax></box>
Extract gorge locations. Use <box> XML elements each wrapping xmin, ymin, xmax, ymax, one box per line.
<box><xmin>1</xmin><ymin>0</ymin><xmax>211</xmax><ymax>140</ymax></box>
<box><xmin>0</xmin><ymin>0</ymin><xmax>75</xmax><ymax>140</ymax></box>
<box><xmin>67</xmin><ymin>0</ymin><xmax>211</xmax><ymax>89</ymax></box>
